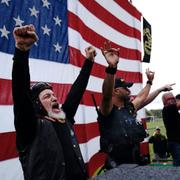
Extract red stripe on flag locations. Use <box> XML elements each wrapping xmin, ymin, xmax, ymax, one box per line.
<box><xmin>68</xmin><ymin>12</ymin><xmax>141</xmax><ymax>60</ymax></box>
<box><xmin>86</xmin><ymin>152</ymin><xmax>107</xmax><ymax>177</ymax></box>
<box><xmin>0</xmin><ymin>123</ymin><xmax>100</xmax><ymax>161</ymax></box>
<box><xmin>0</xmin><ymin>132</ymin><xmax>18</xmax><ymax>161</ymax></box>
<box><xmin>115</xmin><ymin>0</ymin><xmax>142</xmax><ymax>20</ymax></box>
<box><xmin>74</xmin><ymin>122</ymin><xmax>99</xmax><ymax>144</ymax></box>
<box><xmin>79</xmin><ymin>0</ymin><xmax>141</xmax><ymax>40</ymax></box>
<box><xmin>0</xmin><ymin>78</ymin><xmax>101</xmax><ymax>106</ymax></box>
<box><xmin>0</xmin><ymin>78</ymin><xmax>13</xmax><ymax>105</ymax></box>
<box><xmin>0</xmin><ymin>79</ymin><xmax>138</xmax><ymax>106</ymax></box>
<box><xmin>69</xmin><ymin>47</ymin><xmax>142</xmax><ymax>81</ymax></box>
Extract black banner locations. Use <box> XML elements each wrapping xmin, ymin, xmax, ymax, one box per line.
<box><xmin>143</xmin><ymin>17</ymin><xmax>152</xmax><ymax>63</ymax></box>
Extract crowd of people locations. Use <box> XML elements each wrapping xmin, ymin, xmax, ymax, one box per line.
<box><xmin>11</xmin><ymin>24</ymin><xmax>180</xmax><ymax>180</ymax></box>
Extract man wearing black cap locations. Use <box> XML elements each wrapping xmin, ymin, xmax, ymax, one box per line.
<box><xmin>97</xmin><ymin>41</ymin><xmax>154</xmax><ymax>169</ymax></box>
<box><xmin>12</xmin><ymin>24</ymin><xmax>96</xmax><ymax>180</ymax></box>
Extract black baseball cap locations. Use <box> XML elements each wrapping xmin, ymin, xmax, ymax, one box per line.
<box><xmin>31</xmin><ymin>82</ymin><xmax>52</xmax><ymax>100</ymax></box>
<box><xmin>114</xmin><ymin>78</ymin><xmax>133</xmax><ymax>89</ymax></box>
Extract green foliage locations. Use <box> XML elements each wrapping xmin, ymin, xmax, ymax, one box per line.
<box><xmin>150</xmin><ymin>109</ymin><xmax>162</xmax><ymax>119</ymax></box>
<box><xmin>145</xmin><ymin>108</ymin><xmax>162</xmax><ymax>119</ymax></box>
<box><xmin>145</xmin><ymin>109</ymin><xmax>152</xmax><ymax>117</ymax></box>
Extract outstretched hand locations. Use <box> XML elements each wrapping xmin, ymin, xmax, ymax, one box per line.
<box><xmin>101</xmin><ymin>41</ymin><xmax>120</xmax><ymax>68</ymax></box>
<box><xmin>160</xmin><ymin>83</ymin><xmax>175</xmax><ymax>92</ymax></box>
<box><xmin>13</xmin><ymin>24</ymin><xmax>38</xmax><ymax>51</ymax></box>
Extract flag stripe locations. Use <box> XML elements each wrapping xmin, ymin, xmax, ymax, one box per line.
<box><xmin>0</xmin><ymin>78</ymin><xmax>142</xmax><ymax>105</ymax></box>
<box><xmin>115</xmin><ymin>0</ymin><xmax>141</xmax><ymax>20</ymax></box>
<box><xmin>86</xmin><ymin>152</ymin><xmax>107</xmax><ymax>177</ymax></box>
<box><xmin>74</xmin><ymin>122</ymin><xmax>99</xmax><ymax>143</ymax></box>
<box><xmin>0</xmin><ymin>53</ymin><xmax>143</xmax><ymax>94</ymax></box>
<box><xmin>68</xmin><ymin>12</ymin><xmax>141</xmax><ymax>59</ymax></box>
<box><xmin>0</xmin><ymin>105</ymin><xmax>100</xmax><ymax>143</ymax></box>
<box><xmin>0</xmin><ymin>132</ymin><xmax>18</xmax><ymax>161</ymax></box>
<box><xmin>69</xmin><ymin>47</ymin><xmax>142</xmax><ymax>81</ymax></box>
<box><xmin>0</xmin><ymin>105</ymin><xmax>99</xmax><ymax>133</ymax></box>
<box><xmin>0</xmin><ymin>158</ymin><xmax>24</xmax><ymax>180</ymax></box>
<box><xmin>78</xmin><ymin>0</ymin><xmax>141</xmax><ymax>40</ymax></box>
<box><xmin>69</xmin><ymin>43</ymin><xmax>142</xmax><ymax>70</ymax></box>
<box><xmin>1</xmin><ymin>100</ymin><xmax>140</xmax><ymax>133</ymax></box>
<box><xmin>80</xmin><ymin>136</ymin><xmax>100</xmax><ymax>163</ymax></box>
<box><xmin>0</xmin><ymin>48</ymin><xmax>142</xmax><ymax>81</ymax></box>
<box><xmin>0</xmin><ymin>131</ymin><xmax>100</xmax><ymax>164</ymax></box>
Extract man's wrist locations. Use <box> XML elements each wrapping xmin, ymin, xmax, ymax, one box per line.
<box><xmin>105</xmin><ymin>66</ymin><xmax>117</xmax><ymax>75</ymax></box>
<box><xmin>146</xmin><ymin>80</ymin><xmax>152</xmax><ymax>85</ymax></box>
<box><xmin>16</xmin><ymin>44</ymin><xmax>30</xmax><ymax>51</ymax></box>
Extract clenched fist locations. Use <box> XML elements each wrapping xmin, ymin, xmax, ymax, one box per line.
<box><xmin>85</xmin><ymin>46</ymin><xmax>97</xmax><ymax>62</ymax></box>
<box><xmin>13</xmin><ymin>24</ymin><xmax>38</xmax><ymax>51</ymax></box>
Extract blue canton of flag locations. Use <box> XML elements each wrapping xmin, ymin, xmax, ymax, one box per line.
<box><xmin>0</xmin><ymin>0</ymin><xmax>69</xmax><ymax>63</ymax></box>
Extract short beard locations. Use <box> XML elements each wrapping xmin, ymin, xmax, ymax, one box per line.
<box><xmin>48</xmin><ymin>109</ymin><xmax>66</xmax><ymax>121</ymax></box>
<box><xmin>118</xmin><ymin>94</ymin><xmax>130</xmax><ymax>102</ymax></box>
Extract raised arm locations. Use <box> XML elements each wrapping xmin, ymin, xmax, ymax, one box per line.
<box><xmin>100</xmin><ymin>42</ymin><xmax>120</xmax><ymax>116</ymax></box>
<box><xmin>137</xmin><ymin>83</ymin><xmax>175</xmax><ymax>110</ymax></box>
<box><xmin>132</xmin><ymin>68</ymin><xmax>154</xmax><ymax>111</ymax></box>
<box><xmin>62</xmin><ymin>46</ymin><xmax>95</xmax><ymax>121</ymax></box>
<box><xmin>12</xmin><ymin>25</ymin><xmax>38</xmax><ymax>151</ymax></box>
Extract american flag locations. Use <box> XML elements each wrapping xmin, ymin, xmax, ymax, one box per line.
<box><xmin>0</xmin><ymin>0</ymin><xmax>144</xmax><ymax>179</ymax></box>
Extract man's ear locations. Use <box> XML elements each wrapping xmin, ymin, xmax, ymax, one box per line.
<box><xmin>113</xmin><ymin>89</ymin><xmax>118</xmax><ymax>95</ymax></box>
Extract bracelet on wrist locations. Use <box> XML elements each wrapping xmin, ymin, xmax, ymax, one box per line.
<box><xmin>146</xmin><ymin>80</ymin><xmax>152</xmax><ymax>85</ymax></box>
<box><xmin>105</xmin><ymin>66</ymin><xmax>117</xmax><ymax>75</ymax></box>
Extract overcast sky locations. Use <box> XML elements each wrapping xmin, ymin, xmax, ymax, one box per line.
<box><xmin>132</xmin><ymin>0</ymin><xmax>180</xmax><ymax>110</ymax></box>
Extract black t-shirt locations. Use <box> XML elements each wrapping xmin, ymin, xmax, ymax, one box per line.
<box><xmin>162</xmin><ymin>104</ymin><xmax>180</xmax><ymax>142</ymax></box>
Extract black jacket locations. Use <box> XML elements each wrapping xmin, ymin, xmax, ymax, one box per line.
<box><xmin>12</xmin><ymin>48</ymin><xmax>93</xmax><ymax>180</ymax></box>
<box><xmin>162</xmin><ymin>104</ymin><xmax>180</xmax><ymax>143</ymax></box>
<box><xmin>149</xmin><ymin>134</ymin><xmax>167</xmax><ymax>156</ymax></box>
<box><xmin>98</xmin><ymin>106</ymin><xmax>146</xmax><ymax>164</ymax></box>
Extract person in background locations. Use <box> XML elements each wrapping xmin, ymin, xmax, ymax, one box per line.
<box><xmin>149</xmin><ymin>127</ymin><xmax>168</xmax><ymax>161</ymax></box>
<box><xmin>12</xmin><ymin>24</ymin><xmax>96</xmax><ymax>180</ymax></box>
<box><xmin>162</xmin><ymin>92</ymin><xmax>180</xmax><ymax>166</ymax></box>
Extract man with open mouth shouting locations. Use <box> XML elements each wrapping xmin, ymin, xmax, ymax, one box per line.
<box><xmin>12</xmin><ymin>24</ymin><xmax>96</xmax><ymax>180</ymax></box>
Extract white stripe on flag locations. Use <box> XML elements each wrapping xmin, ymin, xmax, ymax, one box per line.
<box><xmin>68</xmin><ymin>28</ymin><xmax>142</xmax><ymax>72</ymax></box>
<box><xmin>0</xmin><ymin>158</ymin><xmax>24</xmax><ymax>180</ymax></box>
<box><xmin>0</xmin><ymin>105</ymin><xmax>99</xmax><ymax>133</ymax></box>
<box><xmin>80</xmin><ymin>136</ymin><xmax>100</xmax><ymax>163</ymax></box>
<box><xmin>0</xmin><ymin>52</ymin><xmax>143</xmax><ymax>94</ymax></box>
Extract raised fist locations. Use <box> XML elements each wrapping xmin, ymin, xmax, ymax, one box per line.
<box><xmin>85</xmin><ymin>46</ymin><xmax>97</xmax><ymax>62</ymax></box>
<box><xmin>13</xmin><ymin>24</ymin><xmax>38</xmax><ymax>51</ymax></box>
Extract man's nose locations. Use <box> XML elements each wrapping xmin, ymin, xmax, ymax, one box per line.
<box><xmin>52</xmin><ymin>95</ymin><xmax>57</xmax><ymax>101</ymax></box>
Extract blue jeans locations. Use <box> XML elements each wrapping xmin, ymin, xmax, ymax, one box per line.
<box><xmin>168</xmin><ymin>141</ymin><xmax>180</xmax><ymax>166</ymax></box>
